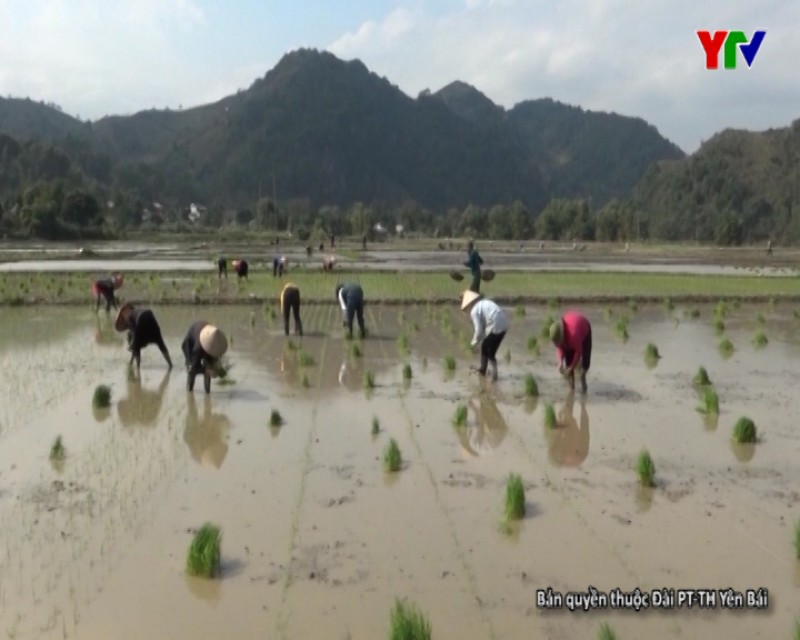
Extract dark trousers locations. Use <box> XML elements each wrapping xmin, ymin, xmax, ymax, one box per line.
<box><xmin>94</xmin><ymin>284</ymin><xmax>118</xmax><ymax>312</ymax></box>
<box><xmin>217</xmin><ymin>260</ymin><xmax>227</xmax><ymax>278</ymax></box>
<box><xmin>469</xmin><ymin>271</ymin><xmax>481</xmax><ymax>293</ymax></box>
<box><xmin>282</xmin><ymin>288</ymin><xmax>303</xmax><ymax>336</ymax></box>
<box><xmin>345</xmin><ymin>303</ymin><xmax>365</xmax><ymax>338</ymax></box>
<box><xmin>563</xmin><ymin>328</ymin><xmax>593</xmax><ymax>372</ymax></box>
<box><xmin>479</xmin><ymin>331</ymin><xmax>506</xmax><ymax>374</ymax></box>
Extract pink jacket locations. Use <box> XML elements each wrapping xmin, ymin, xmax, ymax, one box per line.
<box><xmin>556</xmin><ymin>312</ymin><xmax>591</xmax><ymax>370</ymax></box>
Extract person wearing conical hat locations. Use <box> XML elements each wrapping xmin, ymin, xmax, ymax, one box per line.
<box><xmin>92</xmin><ymin>272</ymin><xmax>124</xmax><ymax>313</ymax></box>
<box><xmin>549</xmin><ymin>311</ymin><xmax>592</xmax><ymax>393</ymax></box>
<box><xmin>181</xmin><ymin>321</ymin><xmax>229</xmax><ymax>393</ymax></box>
<box><xmin>280</xmin><ymin>282</ymin><xmax>303</xmax><ymax>336</ymax></box>
<box><xmin>460</xmin><ymin>290</ymin><xmax>508</xmax><ymax>381</ymax></box>
<box><xmin>115</xmin><ymin>303</ymin><xmax>173</xmax><ymax>372</ymax></box>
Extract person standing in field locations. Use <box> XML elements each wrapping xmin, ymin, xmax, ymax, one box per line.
<box><xmin>217</xmin><ymin>256</ymin><xmax>227</xmax><ymax>279</ymax></box>
<box><xmin>336</xmin><ymin>283</ymin><xmax>366</xmax><ymax>339</ymax></box>
<box><xmin>115</xmin><ymin>302</ymin><xmax>173</xmax><ymax>372</ymax></box>
<box><xmin>460</xmin><ymin>290</ymin><xmax>508</xmax><ymax>381</ymax></box>
<box><xmin>463</xmin><ymin>241</ymin><xmax>483</xmax><ymax>293</ymax></box>
<box><xmin>280</xmin><ymin>282</ymin><xmax>303</xmax><ymax>336</ymax></box>
<box><xmin>549</xmin><ymin>311</ymin><xmax>592</xmax><ymax>393</ymax></box>
<box><xmin>181</xmin><ymin>321</ymin><xmax>229</xmax><ymax>394</ymax></box>
<box><xmin>92</xmin><ymin>272</ymin><xmax>124</xmax><ymax>313</ymax></box>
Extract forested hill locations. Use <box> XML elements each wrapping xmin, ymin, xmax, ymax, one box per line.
<box><xmin>629</xmin><ymin>121</ymin><xmax>800</xmax><ymax>244</ymax></box>
<box><xmin>0</xmin><ymin>49</ymin><xmax>682</xmax><ymax>213</ymax></box>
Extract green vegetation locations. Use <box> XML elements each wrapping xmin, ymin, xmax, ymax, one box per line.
<box><xmin>698</xmin><ymin>387</ymin><xmax>719</xmax><ymax>415</ymax></box>
<box><xmin>269</xmin><ymin>410</ymin><xmax>283</xmax><ymax>427</ymax></box>
<box><xmin>756</xmin><ymin>312</ymin><xmax>765</xmax><ymax>324</ymax></box>
<box><xmin>733</xmin><ymin>417</ymin><xmax>757</xmax><ymax>444</ymax></box>
<box><xmin>383</xmin><ymin>439</ymin><xmax>402</xmax><ymax>473</ymax></box>
<box><xmin>614</xmin><ymin>316</ymin><xmax>629</xmax><ymax>341</ymax></box>
<box><xmin>713</xmin><ymin>318</ymin><xmax>725</xmax><ymax>335</ymax></box>
<box><xmin>443</xmin><ymin>356</ymin><xmax>456</xmax><ymax>371</ymax></box>
<box><xmin>527</xmin><ymin>335</ymin><xmax>539</xmax><ymax>353</ymax></box>
<box><xmin>453</xmin><ymin>404</ymin><xmax>468</xmax><ymax>427</ymax></box>
<box><xmin>504</xmin><ymin>473</ymin><xmax>526</xmax><ymax>521</ymax></box>
<box><xmin>389</xmin><ymin>598</ymin><xmax>431</xmax><ymax>640</ymax></box>
<box><xmin>598</xmin><ymin>623</ymin><xmax>617</xmax><ymax>640</ymax></box>
<box><xmin>350</xmin><ymin>343</ymin><xmax>362</xmax><ymax>358</ymax></box>
<box><xmin>793</xmin><ymin>520</ymin><xmax>800</xmax><ymax>560</ymax></box>
<box><xmin>372</xmin><ymin>417</ymin><xmax>380</xmax><ymax>435</ymax></box>
<box><xmin>50</xmin><ymin>435</ymin><xmax>66</xmax><ymax>461</ymax></box>
<box><xmin>92</xmin><ymin>385</ymin><xmax>111</xmax><ymax>408</ymax></box>
<box><xmin>186</xmin><ymin>524</ymin><xmax>222</xmax><ymax>579</ymax></box>
<box><xmin>663</xmin><ymin>297</ymin><xmax>674</xmax><ymax>311</ymax></box>
<box><xmin>363</xmin><ymin>370</ymin><xmax>375</xmax><ymax>389</ymax></box>
<box><xmin>504</xmin><ymin>349</ymin><xmax>511</xmax><ymax>363</ymax></box>
<box><xmin>693</xmin><ymin>366</ymin><xmax>711</xmax><ymax>386</ymax></box>
<box><xmin>636</xmin><ymin>449</ymin><xmax>656</xmax><ymax>487</ymax></box>
<box><xmin>752</xmin><ymin>329</ymin><xmax>768</xmax><ymax>347</ymax></box>
<box><xmin>685</xmin><ymin>308</ymin><xmax>701</xmax><ymax>319</ymax></box>
<box><xmin>397</xmin><ymin>334</ymin><xmax>410</xmax><ymax>353</ymax></box>
<box><xmin>644</xmin><ymin>342</ymin><xmax>661</xmax><ymax>360</ymax></box>
<box><xmin>718</xmin><ymin>337</ymin><xmax>734</xmax><ymax>356</ymax></box>
<box><xmin>515</xmin><ymin>305</ymin><xmax>526</xmax><ymax>317</ymax></box>
<box><xmin>524</xmin><ymin>373</ymin><xmax>539</xmax><ymax>397</ymax></box>
<box><xmin>301</xmin><ymin>373</ymin><xmax>310</xmax><ymax>388</ymax></box>
<box><xmin>540</xmin><ymin>315</ymin><xmax>556</xmax><ymax>339</ymax></box>
<box><xmin>543</xmin><ymin>403</ymin><xmax>557</xmax><ymax>429</ymax></box>
<box><xmin>298</xmin><ymin>351</ymin><xmax>314</xmax><ymax>367</ymax></box>
<box><xmin>402</xmin><ymin>364</ymin><xmax>413</xmax><ymax>380</ymax></box>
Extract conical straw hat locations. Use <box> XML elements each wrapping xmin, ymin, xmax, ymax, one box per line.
<box><xmin>199</xmin><ymin>325</ymin><xmax>228</xmax><ymax>358</ymax></box>
<box><xmin>461</xmin><ymin>290</ymin><xmax>481</xmax><ymax>310</ymax></box>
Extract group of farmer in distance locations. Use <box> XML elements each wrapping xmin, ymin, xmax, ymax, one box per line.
<box><xmin>90</xmin><ymin>241</ymin><xmax>593</xmax><ymax>394</ymax></box>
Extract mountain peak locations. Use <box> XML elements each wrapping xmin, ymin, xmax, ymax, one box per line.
<box><xmin>431</xmin><ymin>81</ymin><xmax>503</xmax><ymax>123</ymax></box>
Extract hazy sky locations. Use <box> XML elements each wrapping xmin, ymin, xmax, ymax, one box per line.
<box><xmin>0</xmin><ymin>0</ymin><xmax>796</xmax><ymax>153</ymax></box>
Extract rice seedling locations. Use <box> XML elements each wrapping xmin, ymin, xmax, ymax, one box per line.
<box><xmin>269</xmin><ymin>409</ymin><xmax>283</xmax><ymax>427</ymax></box>
<box><xmin>755</xmin><ymin>312</ymin><xmax>765</xmax><ymax>324</ymax></box>
<box><xmin>383</xmin><ymin>438</ymin><xmax>402</xmax><ymax>473</ymax></box>
<box><xmin>524</xmin><ymin>373</ymin><xmax>538</xmax><ymax>397</ymax></box>
<box><xmin>663</xmin><ymin>297</ymin><xmax>674</xmax><ymax>311</ymax></box>
<box><xmin>402</xmin><ymin>363</ymin><xmax>413</xmax><ymax>380</ymax></box>
<box><xmin>752</xmin><ymin>329</ymin><xmax>768</xmax><ymax>347</ymax></box>
<box><xmin>713</xmin><ymin>318</ymin><xmax>725</xmax><ymax>335</ymax></box>
<box><xmin>301</xmin><ymin>373</ymin><xmax>310</xmax><ymax>388</ymax></box>
<box><xmin>284</xmin><ymin>339</ymin><xmax>298</xmax><ymax>352</ymax></box>
<box><xmin>693</xmin><ymin>366</ymin><xmax>711</xmax><ymax>386</ymax></box>
<box><xmin>686</xmin><ymin>308</ymin><xmax>701</xmax><ymax>319</ymax></box>
<box><xmin>371</xmin><ymin>417</ymin><xmax>380</xmax><ymax>435</ymax></box>
<box><xmin>636</xmin><ymin>449</ymin><xmax>656</xmax><ymax>487</ymax></box>
<box><xmin>543</xmin><ymin>403</ymin><xmax>557</xmax><ymax>429</ymax></box>
<box><xmin>644</xmin><ymin>342</ymin><xmax>661</xmax><ymax>360</ymax></box>
<box><xmin>50</xmin><ymin>435</ymin><xmax>66</xmax><ymax>461</ymax></box>
<box><xmin>504</xmin><ymin>349</ymin><xmax>511</xmax><ymax>363</ymax></box>
<box><xmin>598</xmin><ymin>623</ymin><xmax>618</xmax><ymax>640</ymax></box>
<box><xmin>604</xmin><ymin>307</ymin><xmax>614</xmax><ymax>322</ymax></box>
<box><xmin>92</xmin><ymin>384</ymin><xmax>111</xmax><ymax>408</ymax></box>
<box><xmin>453</xmin><ymin>404</ymin><xmax>468</xmax><ymax>426</ymax></box>
<box><xmin>527</xmin><ymin>335</ymin><xmax>539</xmax><ymax>353</ymax></box>
<box><xmin>794</xmin><ymin>618</ymin><xmax>800</xmax><ymax>640</ymax></box>
<box><xmin>397</xmin><ymin>334</ymin><xmax>410</xmax><ymax>353</ymax></box>
<box><xmin>539</xmin><ymin>314</ymin><xmax>556</xmax><ymax>339</ymax></box>
<box><xmin>613</xmin><ymin>316</ymin><xmax>629</xmax><ymax>341</ymax></box>
<box><xmin>350</xmin><ymin>342</ymin><xmax>362</xmax><ymax>358</ymax></box>
<box><xmin>628</xmin><ymin>299</ymin><xmax>638</xmax><ymax>312</ymax></box>
<box><xmin>733</xmin><ymin>417</ymin><xmax>757</xmax><ymax>443</ymax></box>
<box><xmin>249</xmin><ymin>311</ymin><xmax>256</xmax><ymax>328</ymax></box>
<box><xmin>363</xmin><ymin>370</ymin><xmax>375</xmax><ymax>389</ymax></box>
<box><xmin>298</xmin><ymin>351</ymin><xmax>314</xmax><ymax>367</ymax></box>
<box><xmin>515</xmin><ymin>305</ymin><xmax>526</xmax><ymax>317</ymax></box>
<box><xmin>443</xmin><ymin>355</ymin><xmax>456</xmax><ymax>371</ymax></box>
<box><xmin>548</xmin><ymin>297</ymin><xmax>559</xmax><ymax>309</ymax></box>
<box><xmin>389</xmin><ymin>598</ymin><xmax>431</xmax><ymax>640</ymax></box>
<box><xmin>794</xmin><ymin>309</ymin><xmax>800</xmax><ymax>319</ymax></box>
<box><xmin>718</xmin><ymin>337</ymin><xmax>734</xmax><ymax>356</ymax></box>
<box><xmin>714</xmin><ymin>300</ymin><xmax>729</xmax><ymax>318</ymax></box>
<box><xmin>186</xmin><ymin>523</ymin><xmax>222</xmax><ymax>579</ymax></box>
<box><xmin>698</xmin><ymin>387</ymin><xmax>719</xmax><ymax>415</ymax></box>
<box><xmin>793</xmin><ymin>519</ymin><xmax>800</xmax><ymax>560</ymax></box>
<box><xmin>504</xmin><ymin>473</ymin><xmax>526</xmax><ymax>520</ymax></box>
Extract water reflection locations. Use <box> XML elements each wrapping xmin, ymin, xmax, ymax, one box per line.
<box><xmin>731</xmin><ymin>442</ymin><xmax>757</xmax><ymax>463</ymax></box>
<box><xmin>547</xmin><ymin>391</ymin><xmax>590</xmax><ymax>467</ymax></box>
<box><xmin>457</xmin><ymin>392</ymin><xmax>509</xmax><ymax>457</ymax></box>
<box><xmin>185</xmin><ymin>574</ymin><xmax>222</xmax><ymax>606</ymax></box>
<box><xmin>183</xmin><ymin>395</ymin><xmax>231</xmax><ymax>469</ymax></box>
<box><xmin>94</xmin><ymin>316</ymin><xmax>122</xmax><ymax>346</ymax></box>
<box><xmin>338</xmin><ymin>358</ymin><xmax>364</xmax><ymax>393</ymax></box>
<box><xmin>280</xmin><ymin>349</ymin><xmax>300</xmax><ymax>386</ymax></box>
<box><xmin>117</xmin><ymin>371</ymin><xmax>171</xmax><ymax>428</ymax></box>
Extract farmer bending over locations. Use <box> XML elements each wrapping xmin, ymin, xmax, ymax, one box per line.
<box><xmin>115</xmin><ymin>303</ymin><xmax>173</xmax><ymax>372</ymax></box>
<box><xmin>92</xmin><ymin>272</ymin><xmax>123</xmax><ymax>312</ymax></box>
<box><xmin>550</xmin><ymin>311</ymin><xmax>592</xmax><ymax>393</ymax></box>
<box><xmin>461</xmin><ymin>290</ymin><xmax>508</xmax><ymax>381</ymax></box>
<box><xmin>463</xmin><ymin>241</ymin><xmax>483</xmax><ymax>293</ymax></box>
<box><xmin>280</xmin><ymin>282</ymin><xmax>303</xmax><ymax>336</ymax></box>
<box><xmin>336</xmin><ymin>283</ymin><xmax>366</xmax><ymax>339</ymax></box>
<box><xmin>181</xmin><ymin>321</ymin><xmax>229</xmax><ymax>394</ymax></box>
<box><xmin>232</xmin><ymin>259</ymin><xmax>249</xmax><ymax>279</ymax></box>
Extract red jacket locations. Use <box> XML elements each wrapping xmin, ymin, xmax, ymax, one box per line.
<box><xmin>556</xmin><ymin>312</ymin><xmax>591</xmax><ymax>370</ymax></box>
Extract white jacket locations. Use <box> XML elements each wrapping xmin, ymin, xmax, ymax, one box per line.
<box><xmin>470</xmin><ymin>299</ymin><xmax>509</xmax><ymax>346</ymax></box>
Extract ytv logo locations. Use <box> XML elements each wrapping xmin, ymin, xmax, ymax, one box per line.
<box><xmin>697</xmin><ymin>30</ymin><xmax>766</xmax><ymax>69</ymax></box>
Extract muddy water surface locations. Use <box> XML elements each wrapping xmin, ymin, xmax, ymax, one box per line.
<box><xmin>0</xmin><ymin>303</ymin><xmax>798</xmax><ymax>639</ymax></box>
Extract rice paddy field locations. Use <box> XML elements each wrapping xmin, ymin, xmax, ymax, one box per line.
<box><xmin>1</xmin><ymin>294</ymin><xmax>799</xmax><ymax>639</ymax></box>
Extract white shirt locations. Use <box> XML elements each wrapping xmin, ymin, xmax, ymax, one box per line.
<box><xmin>469</xmin><ymin>299</ymin><xmax>509</xmax><ymax>346</ymax></box>
<box><xmin>338</xmin><ymin>289</ymin><xmax>347</xmax><ymax>310</ymax></box>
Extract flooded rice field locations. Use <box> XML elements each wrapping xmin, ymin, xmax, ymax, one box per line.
<box><xmin>0</xmin><ymin>302</ymin><xmax>798</xmax><ymax>639</ymax></box>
